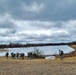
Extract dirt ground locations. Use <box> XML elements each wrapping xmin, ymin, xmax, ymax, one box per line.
<box><xmin>0</xmin><ymin>57</ymin><xmax>76</xmax><ymax>75</ymax></box>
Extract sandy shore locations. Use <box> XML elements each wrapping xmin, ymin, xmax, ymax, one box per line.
<box><xmin>0</xmin><ymin>57</ymin><xmax>76</xmax><ymax>75</ymax></box>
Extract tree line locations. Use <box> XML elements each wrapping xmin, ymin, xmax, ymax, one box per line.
<box><xmin>0</xmin><ymin>41</ymin><xmax>76</xmax><ymax>48</ymax></box>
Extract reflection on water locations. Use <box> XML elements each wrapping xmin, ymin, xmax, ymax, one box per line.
<box><xmin>0</xmin><ymin>46</ymin><xmax>74</xmax><ymax>56</ymax></box>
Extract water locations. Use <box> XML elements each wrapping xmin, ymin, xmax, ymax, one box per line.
<box><xmin>0</xmin><ymin>46</ymin><xmax>74</xmax><ymax>56</ymax></box>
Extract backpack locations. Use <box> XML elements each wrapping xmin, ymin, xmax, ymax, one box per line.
<box><xmin>61</xmin><ymin>51</ymin><xmax>64</xmax><ymax>55</ymax></box>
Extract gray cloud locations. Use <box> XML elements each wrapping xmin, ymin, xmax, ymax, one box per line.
<box><xmin>0</xmin><ymin>0</ymin><xmax>76</xmax><ymax>44</ymax></box>
<box><xmin>1</xmin><ymin>0</ymin><xmax>76</xmax><ymax>21</ymax></box>
<box><xmin>0</xmin><ymin>13</ymin><xmax>17</xmax><ymax>37</ymax></box>
<box><xmin>0</xmin><ymin>22</ymin><xmax>16</xmax><ymax>29</ymax></box>
<box><xmin>0</xmin><ymin>17</ymin><xmax>76</xmax><ymax>43</ymax></box>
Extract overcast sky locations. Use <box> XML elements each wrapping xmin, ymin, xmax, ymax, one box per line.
<box><xmin>0</xmin><ymin>0</ymin><xmax>76</xmax><ymax>44</ymax></box>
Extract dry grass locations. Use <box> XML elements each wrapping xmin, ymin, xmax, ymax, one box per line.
<box><xmin>0</xmin><ymin>57</ymin><xmax>76</xmax><ymax>75</ymax></box>
<box><xmin>70</xmin><ymin>45</ymin><xmax>76</xmax><ymax>50</ymax></box>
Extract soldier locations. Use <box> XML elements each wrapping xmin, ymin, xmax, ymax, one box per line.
<box><xmin>16</xmin><ymin>52</ymin><xmax>19</xmax><ymax>59</ymax></box>
<box><xmin>11</xmin><ymin>53</ymin><xmax>13</xmax><ymax>59</ymax></box>
<box><xmin>11</xmin><ymin>52</ymin><xmax>16</xmax><ymax>59</ymax></box>
<box><xmin>5</xmin><ymin>52</ymin><xmax>9</xmax><ymax>59</ymax></box>
<box><xmin>20</xmin><ymin>53</ymin><xmax>25</xmax><ymax>59</ymax></box>
<box><xmin>59</xmin><ymin>50</ymin><xmax>64</xmax><ymax>60</ymax></box>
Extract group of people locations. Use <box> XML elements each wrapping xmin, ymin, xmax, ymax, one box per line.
<box><xmin>5</xmin><ymin>52</ymin><xmax>25</xmax><ymax>59</ymax></box>
<box><xmin>5</xmin><ymin>50</ymin><xmax>64</xmax><ymax>60</ymax></box>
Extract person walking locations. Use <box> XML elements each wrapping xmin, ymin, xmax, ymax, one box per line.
<box><xmin>59</xmin><ymin>50</ymin><xmax>64</xmax><ymax>60</ymax></box>
<box><xmin>5</xmin><ymin>52</ymin><xmax>9</xmax><ymax>59</ymax></box>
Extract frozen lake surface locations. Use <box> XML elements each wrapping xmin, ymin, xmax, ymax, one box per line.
<box><xmin>0</xmin><ymin>46</ymin><xmax>74</xmax><ymax>56</ymax></box>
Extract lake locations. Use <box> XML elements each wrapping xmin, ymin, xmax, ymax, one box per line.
<box><xmin>0</xmin><ymin>46</ymin><xmax>74</xmax><ymax>56</ymax></box>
